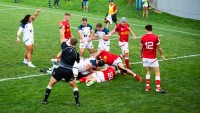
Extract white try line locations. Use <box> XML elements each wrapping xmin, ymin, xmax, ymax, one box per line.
<box><xmin>0</xmin><ymin>3</ymin><xmax>200</xmax><ymax>37</ymax></box>
<box><xmin>0</xmin><ymin>54</ymin><xmax>200</xmax><ymax>82</ymax></box>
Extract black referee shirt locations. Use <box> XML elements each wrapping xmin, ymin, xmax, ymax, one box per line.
<box><xmin>59</xmin><ymin>42</ymin><xmax>80</xmax><ymax>69</ymax></box>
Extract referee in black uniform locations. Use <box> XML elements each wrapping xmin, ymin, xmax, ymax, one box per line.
<box><xmin>41</xmin><ymin>21</ymin><xmax>80</xmax><ymax>107</ymax></box>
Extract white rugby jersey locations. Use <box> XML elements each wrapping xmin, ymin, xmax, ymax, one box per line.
<box><xmin>78</xmin><ymin>24</ymin><xmax>92</xmax><ymax>41</ymax></box>
<box><xmin>94</xmin><ymin>27</ymin><xmax>109</xmax><ymax>42</ymax></box>
<box><xmin>18</xmin><ymin>22</ymin><xmax>34</xmax><ymax>40</ymax></box>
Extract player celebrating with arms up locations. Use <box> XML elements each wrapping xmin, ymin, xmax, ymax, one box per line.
<box><xmin>109</xmin><ymin>17</ymin><xmax>137</xmax><ymax>69</ymax></box>
<box><xmin>16</xmin><ymin>7</ymin><xmax>42</xmax><ymax>68</ymax></box>
<box><xmin>140</xmin><ymin>24</ymin><xmax>166</xmax><ymax>93</ymax></box>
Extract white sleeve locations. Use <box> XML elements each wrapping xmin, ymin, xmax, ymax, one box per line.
<box><xmin>17</xmin><ymin>27</ymin><xmax>24</xmax><ymax>35</ymax></box>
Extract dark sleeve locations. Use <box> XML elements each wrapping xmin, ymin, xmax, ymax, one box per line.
<box><xmin>61</xmin><ymin>42</ymin><xmax>68</xmax><ymax>50</ymax></box>
<box><xmin>76</xmin><ymin>52</ymin><xmax>80</xmax><ymax>63</ymax></box>
<box><xmin>94</xmin><ymin>29</ymin><xmax>97</xmax><ymax>33</ymax></box>
<box><xmin>89</xmin><ymin>24</ymin><xmax>92</xmax><ymax>30</ymax></box>
<box><xmin>20</xmin><ymin>24</ymin><xmax>25</xmax><ymax>28</ymax></box>
<box><xmin>78</xmin><ymin>25</ymin><xmax>82</xmax><ymax>30</ymax></box>
<box><xmin>104</xmin><ymin>28</ymin><xmax>109</xmax><ymax>35</ymax></box>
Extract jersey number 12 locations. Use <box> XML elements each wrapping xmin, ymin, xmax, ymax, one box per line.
<box><xmin>145</xmin><ymin>42</ymin><xmax>153</xmax><ymax>49</ymax></box>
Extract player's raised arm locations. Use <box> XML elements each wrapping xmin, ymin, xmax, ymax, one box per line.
<box><xmin>58</xmin><ymin>20</ymin><xmax>65</xmax><ymax>43</ymax></box>
<box><xmin>32</xmin><ymin>7</ymin><xmax>42</xmax><ymax>21</ymax></box>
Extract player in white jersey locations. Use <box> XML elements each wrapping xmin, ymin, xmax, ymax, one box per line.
<box><xmin>73</xmin><ymin>57</ymin><xmax>105</xmax><ymax>80</ymax></box>
<box><xmin>16</xmin><ymin>7</ymin><xmax>42</xmax><ymax>68</ymax></box>
<box><xmin>78</xmin><ymin>18</ymin><xmax>95</xmax><ymax>60</ymax></box>
<box><xmin>93</xmin><ymin>23</ymin><xmax>110</xmax><ymax>51</ymax></box>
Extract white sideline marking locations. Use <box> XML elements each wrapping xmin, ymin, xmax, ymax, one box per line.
<box><xmin>0</xmin><ymin>74</ymin><xmax>47</xmax><ymax>82</ymax></box>
<box><xmin>0</xmin><ymin>8</ymin><xmax>22</xmax><ymax>10</ymax></box>
<box><xmin>0</xmin><ymin>3</ymin><xmax>200</xmax><ymax>36</ymax></box>
<box><xmin>0</xmin><ymin>54</ymin><xmax>200</xmax><ymax>82</ymax></box>
<box><xmin>130</xmin><ymin>54</ymin><xmax>200</xmax><ymax>65</ymax></box>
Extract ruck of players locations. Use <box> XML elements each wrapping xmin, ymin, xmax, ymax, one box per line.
<box><xmin>16</xmin><ymin>0</ymin><xmax>167</xmax><ymax>108</ymax></box>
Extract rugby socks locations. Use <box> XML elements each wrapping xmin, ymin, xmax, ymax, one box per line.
<box><xmin>119</xmin><ymin>54</ymin><xmax>124</xmax><ymax>59</ymax></box>
<box><xmin>124</xmin><ymin>57</ymin><xmax>130</xmax><ymax>69</ymax></box>
<box><xmin>146</xmin><ymin>74</ymin><xmax>150</xmax><ymax>91</ymax></box>
<box><xmin>79</xmin><ymin>77</ymin><xmax>86</xmax><ymax>82</ymax></box>
<box><xmin>48</xmin><ymin>0</ymin><xmax>51</xmax><ymax>8</ymax></box>
<box><xmin>73</xmin><ymin>88</ymin><xmax>79</xmax><ymax>104</ymax></box>
<box><xmin>155</xmin><ymin>76</ymin><xmax>161</xmax><ymax>90</ymax></box>
<box><xmin>43</xmin><ymin>85</ymin><xmax>52</xmax><ymax>101</ymax></box>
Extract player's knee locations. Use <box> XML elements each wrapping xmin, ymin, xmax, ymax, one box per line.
<box><xmin>124</xmin><ymin>50</ymin><xmax>129</xmax><ymax>54</ymax></box>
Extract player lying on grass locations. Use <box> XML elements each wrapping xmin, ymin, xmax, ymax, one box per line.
<box><xmin>76</xmin><ymin>65</ymin><xmax>128</xmax><ymax>86</ymax></box>
<box><xmin>41</xmin><ymin>57</ymin><xmax>105</xmax><ymax>80</ymax></box>
<box><xmin>72</xmin><ymin>57</ymin><xmax>105</xmax><ymax>80</ymax></box>
<box><xmin>94</xmin><ymin>50</ymin><xmax>142</xmax><ymax>82</ymax></box>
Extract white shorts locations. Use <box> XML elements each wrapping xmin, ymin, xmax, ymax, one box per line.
<box><xmin>80</xmin><ymin>41</ymin><xmax>94</xmax><ymax>49</ymax></box>
<box><xmin>23</xmin><ymin>38</ymin><xmax>34</xmax><ymax>46</ymax></box>
<box><xmin>92</xmin><ymin>71</ymin><xmax>105</xmax><ymax>83</ymax></box>
<box><xmin>106</xmin><ymin>14</ymin><xmax>113</xmax><ymax>24</ymax></box>
<box><xmin>72</xmin><ymin>61</ymin><xmax>79</xmax><ymax>76</ymax></box>
<box><xmin>98</xmin><ymin>41</ymin><xmax>110</xmax><ymax>51</ymax></box>
<box><xmin>119</xmin><ymin>41</ymin><xmax>129</xmax><ymax>54</ymax></box>
<box><xmin>112</xmin><ymin>57</ymin><xmax>123</xmax><ymax>67</ymax></box>
<box><xmin>143</xmin><ymin>4</ymin><xmax>148</xmax><ymax>7</ymax></box>
<box><xmin>143</xmin><ymin>58</ymin><xmax>159</xmax><ymax>67</ymax></box>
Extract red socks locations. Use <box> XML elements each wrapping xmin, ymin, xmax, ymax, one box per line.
<box><xmin>79</xmin><ymin>77</ymin><xmax>86</xmax><ymax>82</ymax></box>
<box><xmin>124</xmin><ymin>57</ymin><xmax>130</xmax><ymax>69</ymax></box>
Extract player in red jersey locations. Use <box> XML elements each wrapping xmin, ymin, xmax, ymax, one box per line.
<box><xmin>76</xmin><ymin>65</ymin><xmax>128</xmax><ymax>86</ymax></box>
<box><xmin>94</xmin><ymin>49</ymin><xmax>142</xmax><ymax>82</ymax></box>
<box><xmin>140</xmin><ymin>24</ymin><xmax>166</xmax><ymax>93</ymax></box>
<box><xmin>109</xmin><ymin>17</ymin><xmax>136</xmax><ymax>69</ymax></box>
<box><xmin>51</xmin><ymin>13</ymin><xmax>74</xmax><ymax>67</ymax></box>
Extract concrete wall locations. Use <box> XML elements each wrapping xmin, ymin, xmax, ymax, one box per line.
<box><xmin>149</xmin><ymin>0</ymin><xmax>200</xmax><ymax>20</ymax></box>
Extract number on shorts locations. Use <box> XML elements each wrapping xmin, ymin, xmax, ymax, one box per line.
<box><xmin>107</xmin><ymin>72</ymin><xmax>113</xmax><ymax>80</ymax></box>
<box><xmin>145</xmin><ymin>42</ymin><xmax>153</xmax><ymax>49</ymax></box>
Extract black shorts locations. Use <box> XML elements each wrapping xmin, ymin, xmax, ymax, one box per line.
<box><xmin>52</xmin><ymin>67</ymin><xmax>75</xmax><ymax>82</ymax></box>
<box><xmin>111</xmin><ymin>14</ymin><xmax>117</xmax><ymax>23</ymax></box>
<box><xmin>76</xmin><ymin>72</ymin><xmax>87</xmax><ymax>80</ymax></box>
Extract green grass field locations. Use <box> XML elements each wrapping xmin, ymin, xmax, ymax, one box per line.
<box><xmin>0</xmin><ymin>0</ymin><xmax>200</xmax><ymax>113</ymax></box>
